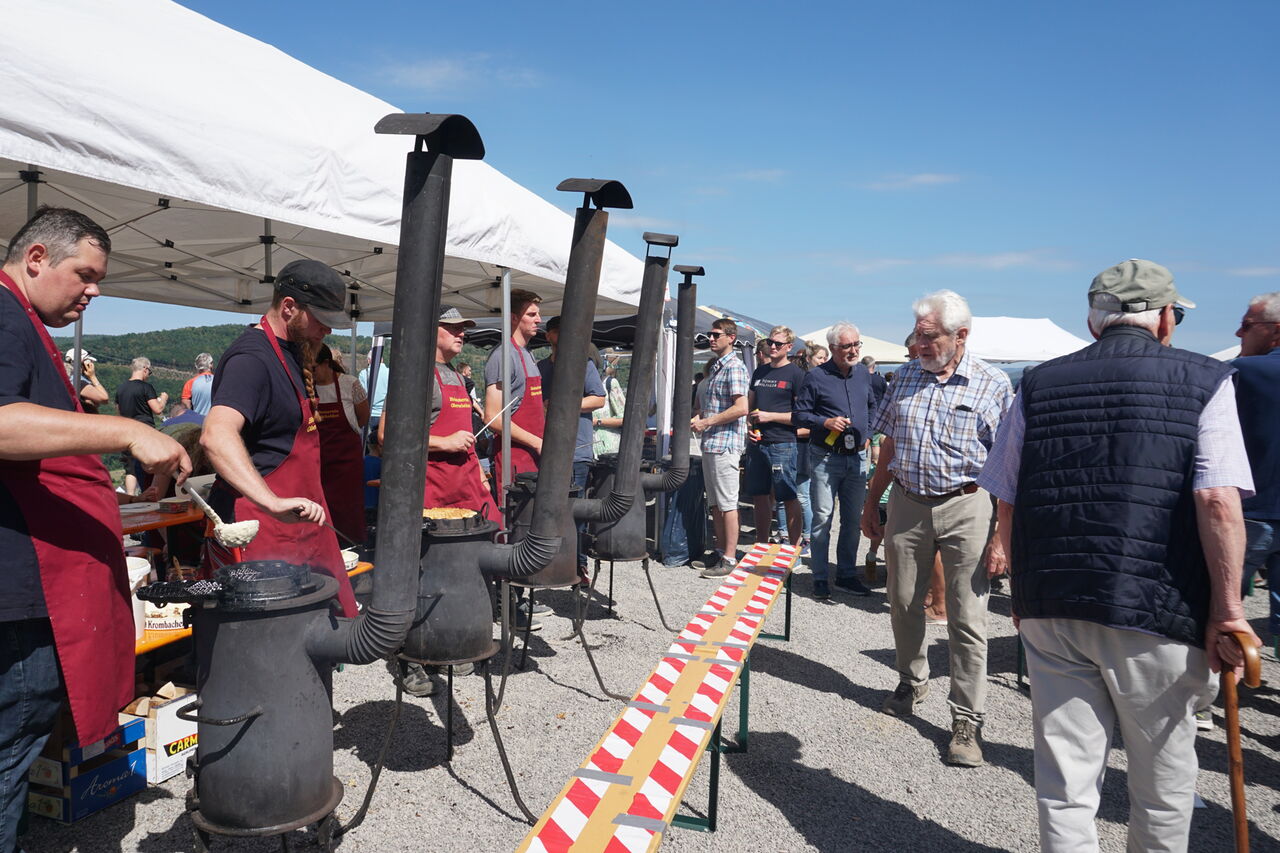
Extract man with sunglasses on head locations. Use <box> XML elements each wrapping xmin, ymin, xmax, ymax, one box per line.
<box><xmin>863</xmin><ymin>290</ymin><xmax>1012</xmax><ymax>768</ymax></box>
<box><xmin>794</xmin><ymin>321</ymin><xmax>877</xmax><ymax>599</ymax></box>
<box><xmin>746</xmin><ymin>326</ymin><xmax>806</xmax><ymax>548</ymax></box>
<box><xmin>976</xmin><ymin>261</ymin><xmax>1257</xmax><ymax>848</ymax></box>
<box><xmin>691</xmin><ymin>318</ymin><xmax>749</xmax><ymax>577</ymax></box>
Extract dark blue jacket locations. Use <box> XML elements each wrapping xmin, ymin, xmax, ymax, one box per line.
<box><xmin>1233</xmin><ymin>348</ymin><xmax>1280</xmax><ymax>520</ymax></box>
<box><xmin>1011</xmin><ymin>326</ymin><xmax>1231</xmax><ymax>647</ymax></box>
<box><xmin>793</xmin><ymin>360</ymin><xmax>875</xmax><ymax>446</ymax></box>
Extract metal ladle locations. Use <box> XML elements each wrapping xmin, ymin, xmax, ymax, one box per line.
<box><xmin>181</xmin><ymin>480</ymin><xmax>259</xmax><ymax>549</ymax></box>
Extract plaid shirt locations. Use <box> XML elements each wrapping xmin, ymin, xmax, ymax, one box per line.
<box><xmin>871</xmin><ymin>350</ymin><xmax>1013</xmax><ymax>496</ymax></box>
<box><xmin>699</xmin><ymin>351</ymin><xmax>749</xmax><ymax>454</ymax></box>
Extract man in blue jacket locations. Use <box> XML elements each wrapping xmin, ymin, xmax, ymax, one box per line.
<box><xmin>1233</xmin><ymin>291</ymin><xmax>1280</xmax><ymax>638</ymax></box>
<box><xmin>979</xmin><ymin>260</ymin><xmax>1258</xmax><ymax>851</ymax></box>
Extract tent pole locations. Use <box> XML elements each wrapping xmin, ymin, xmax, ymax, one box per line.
<box><xmin>25</xmin><ymin>168</ymin><xmax>84</xmax><ymax>389</ymax></box>
<box><xmin>499</xmin><ymin>267</ymin><xmax>512</xmax><ymax>532</ymax></box>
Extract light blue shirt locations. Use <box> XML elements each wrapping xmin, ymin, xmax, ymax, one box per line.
<box><xmin>359</xmin><ymin>365</ymin><xmax>389</xmax><ymax>418</ymax></box>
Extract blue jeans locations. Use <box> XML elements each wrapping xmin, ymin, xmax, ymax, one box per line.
<box><xmin>0</xmin><ymin>619</ymin><xmax>63</xmax><ymax>852</ymax></box>
<box><xmin>794</xmin><ymin>443</ymin><xmax>813</xmax><ymax>539</ymax></box>
<box><xmin>807</xmin><ymin>446</ymin><xmax>867</xmax><ymax>582</ymax></box>
<box><xmin>1244</xmin><ymin>519</ymin><xmax>1280</xmax><ymax>635</ymax></box>
<box><xmin>573</xmin><ymin>461</ymin><xmax>592</xmax><ymax>568</ymax></box>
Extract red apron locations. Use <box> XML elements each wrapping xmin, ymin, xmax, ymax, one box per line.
<box><xmin>206</xmin><ymin>321</ymin><xmax>357</xmax><ymax>617</ymax></box>
<box><xmin>316</xmin><ymin>378</ymin><xmax>366</xmax><ymax>545</ymax></box>
<box><xmin>493</xmin><ymin>341</ymin><xmax>545</xmax><ymax>489</ymax></box>
<box><xmin>0</xmin><ymin>271</ymin><xmax>132</xmax><ymax>744</ymax></box>
<box><xmin>424</xmin><ymin>366</ymin><xmax>498</xmax><ymax>519</ymax></box>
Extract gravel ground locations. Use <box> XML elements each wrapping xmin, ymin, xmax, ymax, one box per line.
<box><xmin>24</xmin><ymin>519</ymin><xmax>1280</xmax><ymax>853</ymax></box>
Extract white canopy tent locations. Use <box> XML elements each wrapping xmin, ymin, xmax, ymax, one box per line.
<box><xmin>1210</xmin><ymin>345</ymin><xmax>1240</xmax><ymax>361</ymax></box>
<box><xmin>0</xmin><ymin>0</ymin><xmax>643</xmax><ymax>321</ymax></box>
<box><xmin>800</xmin><ymin>327</ymin><xmax>909</xmax><ymax>364</ymax></box>
<box><xmin>965</xmin><ymin>316</ymin><xmax>1091</xmax><ymax>363</ymax></box>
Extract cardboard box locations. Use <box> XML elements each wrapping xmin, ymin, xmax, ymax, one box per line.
<box><xmin>28</xmin><ymin>747</ymin><xmax>146</xmax><ymax>823</ymax></box>
<box><xmin>122</xmin><ymin>683</ymin><xmax>198</xmax><ymax>784</ymax></box>
<box><xmin>27</xmin><ymin>714</ymin><xmax>147</xmax><ymax>823</ymax></box>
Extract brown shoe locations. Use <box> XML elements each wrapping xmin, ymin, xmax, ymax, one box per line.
<box><xmin>946</xmin><ymin>718</ymin><xmax>984</xmax><ymax>767</ymax></box>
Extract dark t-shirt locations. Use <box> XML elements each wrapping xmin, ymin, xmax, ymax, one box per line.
<box><xmin>208</xmin><ymin>325</ymin><xmax>305</xmax><ymax>520</ymax></box>
<box><xmin>115</xmin><ymin>378</ymin><xmax>159</xmax><ymax>425</ymax></box>
<box><xmin>869</xmin><ymin>372</ymin><xmax>888</xmax><ymax>408</ymax></box>
<box><xmin>0</xmin><ymin>286</ymin><xmax>80</xmax><ymax>620</ymax></box>
<box><xmin>749</xmin><ymin>362</ymin><xmax>806</xmax><ymax>443</ymax></box>
<box><xmin>538</xmin><ymin>357</ymin><xmax>605</xmax><ymax>462</ymax></box>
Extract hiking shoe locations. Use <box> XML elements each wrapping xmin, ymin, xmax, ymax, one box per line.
<box><xmin>388</xmin><ymin>659</ymin><xmax>437</xmax><ymax>697</ymax></box>
<box><xmin>529</xmin><ymin>601</ymin><xmax>551</xmax><ymax>615</ymax></box>
<box><xmin>882</xmin><ymin>681</ymin><xmax>929</xmax><ymax>717</ymax></box>
<box><xmin>1194</xmin><ymin>709</ymin><xmax>1214</xmax><ymax>732</ymax></box>
<box><xmin>514</xmin><ymin>602</ymin><xmax>543</xmax><ymax>632</ymax></box>
<box><xmin>947</xmin><ymin>718</ymin><xmax>984</xmax><ymax>767</ymax></box>
<box><xmin>835</xmin><ymin>576</ymin><xmax>872</xmax><ymax>596</ymax></box>
<box><xmin>690</xmin><ymin>550</ymin><xmax>722</xmax><ymax>571</ymax></box>
<box><xmin>799</xmin><ymin>539</ymin><xmax>811</xmax><ymax>558</ymax></box>
<box><xmin>453</xmin><ymin>662</ymin><xmax>475</xmax><ymax>677</ymax></box>
<box><xmin>812</xmin><ymin>579</ymin><xmax>830</xmax><ymax>600</ymax></box>
<box><xmin>699</xmin><ymin>557</ymin><xmax>735</xmax><ymax>579</ymax></box>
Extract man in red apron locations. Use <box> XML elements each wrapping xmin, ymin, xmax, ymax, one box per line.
<box><xmin>0</xmin><ymin>208</ymin><xmax>190</xmax><ymax>851</ymax></box>
<box><xmin>483</xmin><ymin>288</ymin><xmax>546</xmax><ymax>496</ymax></box>
<box><xmin>200</xmin><ymin>260</ymin><xmax>358</xmax><ymax>617</ymax></box>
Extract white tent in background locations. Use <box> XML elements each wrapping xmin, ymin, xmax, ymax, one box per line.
<box><xmin>800</xmin><ymin>328</ymin><xmax>909</xmax><ymax>364</ymax></box>
<box><xmin>0</xmin><ymin>0</ymin><xmax>643</xmax><ymax>320</ymax></box>
<box><xmin>965</xmin><ymin>317</ymin><xmax>1090</xmax><ymax>363</ymax></box>
<box><xmin>1210</xmin><ymin>345</ymin><xmax>1240</xmax><ymax>361</ymax></box>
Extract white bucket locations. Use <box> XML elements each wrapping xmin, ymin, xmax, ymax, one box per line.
<box><xmin>126</xmin><ymin>556</ymin><xmax>151</xmax><ymax>641</ymax></box>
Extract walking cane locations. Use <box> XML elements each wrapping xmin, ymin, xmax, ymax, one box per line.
<box><xmin>1223</xmin><ymin>631</ymin><xmax>1262</xmax><ymax>853</ymax></box>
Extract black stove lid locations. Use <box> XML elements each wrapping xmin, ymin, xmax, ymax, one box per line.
<box><xmin>214</xmin><ymin>561</ymin><xmax>318</xmax><ymax>610</ymax></box>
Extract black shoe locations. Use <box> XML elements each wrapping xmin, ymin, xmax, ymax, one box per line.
<box><xmin>699</xmin><ymin>557</ymin><xmax>735</xmax><ymax>579</ymax></box>
<box><xmin>834</xmin><ymin>576</ymin><xmax>871</xmax><ymax>596</ymax></box>
<box><xmin>813</xmin><ymin>579</ymin><xmax>830</xmax><ymax>600</ymax></box>
<box><xmin>690</xmin><ymin>550</ymin><xmax>722</xmax><ymax>571</ymax></box>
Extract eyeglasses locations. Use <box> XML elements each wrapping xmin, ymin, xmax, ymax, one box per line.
<box><xmin>1240</xmin><ymin>320</ymin><xmax>1279</xmax><ymax>331</ymax></box>
<box><xmin>765</xmin><ymin>339</ymin><xmax>790</xmax><ymax>349</ymax></box>
<box><xmin>832</xmin><ymin>341</ymin><xmax>862</xmax><ymax>351</ymax></box>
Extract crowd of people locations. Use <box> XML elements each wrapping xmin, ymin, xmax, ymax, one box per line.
<box><xmin>0</xmin><ymin>203</ymin><xmax>1272</xmax><ymax>853</ymax></box>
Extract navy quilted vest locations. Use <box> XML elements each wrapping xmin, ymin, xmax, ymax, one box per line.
<box><xmin>1011</xmin><ymin>325</ymin><xmax>1231</xmax><ymax>646</ymax></box>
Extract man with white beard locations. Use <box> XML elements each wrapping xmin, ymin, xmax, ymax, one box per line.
<box><xmin>862</xmin><ymin>289</ymin><xmax>1013</xmax><ymax>767</ymax></box>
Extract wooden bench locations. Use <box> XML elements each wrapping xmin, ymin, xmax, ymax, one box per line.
<box><xmin>517</xmin><ymin>542</ymin><xmax>797</xmax><ymax>852</ymax></box>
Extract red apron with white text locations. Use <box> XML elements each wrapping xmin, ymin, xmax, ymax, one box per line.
<box><xmin>206</xmin><ymin>322</ymin><xmax>357</xmax><ymax>617</ymax></box>
<box><xmin>0</xmin><ymin>271</ymin><xmax>132</xmax><ymax>744</ymax></box>
<box><xmin>316</xmin><ymin>379</ymin><xmax>366</xmax><ymax>545</ymax></box>
<box><xmin>492</xmin><ymin>341</ymin><xmax>545</xmax><ymax>489</ymax></box>
<box><xmin>424</xmin><ymin>367</ymin><xmax>498</xmax><ymax>519</ymax></box>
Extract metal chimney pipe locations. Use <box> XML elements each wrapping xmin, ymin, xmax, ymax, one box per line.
<box><xmin>480</xmin><ymin>179</ymin><xmax>633</xmax><ymax>576</ymax></box>
<box><xmin>641</xmin><ymin>264</ymin><xmax>701</xmax><ymax>493</ymax></box>
<box><xmin>575</xmin><ymin>232</ymin><xmax>674</xmax><ymax>523</ymax></box>
<box><xmin>310</xmin><ymin>114</ymin><xmax>485</xmax><ymax>662</ymax></box>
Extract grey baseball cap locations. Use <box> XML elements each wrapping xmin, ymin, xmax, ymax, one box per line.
<box><xmin>1088</xmin><ymin>259</ymin><xmax>1196</xmax><ymax>313</ymax></box>
<box><xmin>274</xmin><ymin>260</ymin><xmax>351</xmax><ymax>329</ymax></box>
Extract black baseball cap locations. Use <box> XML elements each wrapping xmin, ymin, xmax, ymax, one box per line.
<box><xmin>274</xmin><ymin>260</ymin><xmax>351</xmax><ymax>329</ymax></box>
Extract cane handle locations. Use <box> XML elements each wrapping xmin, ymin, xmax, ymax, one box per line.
<box><xmin>1228</xmin><ymin>631</ymin><xmax>1262</xmax><ymax>688</ymax></box>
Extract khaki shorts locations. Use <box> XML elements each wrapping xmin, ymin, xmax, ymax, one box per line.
<box><xmin>701</xmin><ymin>451</ymin><xmax>741</xmax><ymax>511</ymax></box>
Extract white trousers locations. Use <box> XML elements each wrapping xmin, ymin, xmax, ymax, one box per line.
<box><xmin>1020</xmin><ymin>618</ymin><xmax>1215</xmax><ymax>853</ymax></box>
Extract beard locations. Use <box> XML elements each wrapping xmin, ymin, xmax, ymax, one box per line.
<box><xmin>919</xmin><ymin>342</ymin><xmax>956</xmax><ymax>374</ymax></box>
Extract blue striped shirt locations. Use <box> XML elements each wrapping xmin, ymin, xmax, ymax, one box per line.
<box><xmin>871</xmin><ymin>351</ymin><xmax>1013</xmax><ymax>496</ymax></box>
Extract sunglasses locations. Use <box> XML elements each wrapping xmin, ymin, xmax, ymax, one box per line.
<box><xmin>765</xmin><ymin>339</ymin><xmax>790</xmax><ymax>348</ymax></box>
<box><xmin>1172</xmin><ymin>305</ymin><xmax>1184</xmax><ymax>326</ymax></box>
<box><xmin>440</xmin><ymin>323</ymin><xmax>469</xmax><ymax>336</ymax></box>
<box><xmin>832</xmin><ymin>341</ymin><xmax>862</xmax><ymax>351</ymax></box>
<box><xmin>1239</xmin><ymin>319</ymin><xmax>1278</xmax><ymax>331</ymax></box>
<box><xmin>707</xmin><ymin>331</ymin><xmax>728</xmax><ymax>340</ymax></box>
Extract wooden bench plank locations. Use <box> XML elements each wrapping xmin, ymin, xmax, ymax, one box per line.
<box><xmin>518</xmin><ymin>542</ymin><xmax>797</xmax><ymax>853</ymax></box>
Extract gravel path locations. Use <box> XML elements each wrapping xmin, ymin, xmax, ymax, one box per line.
<box><xmin>25</xmin><ymin>524</ymin><xmax>1280</xmax><ymax>852</ymax></box>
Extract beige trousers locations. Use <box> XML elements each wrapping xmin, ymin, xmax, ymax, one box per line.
<box><xmin>884</xmin><ymin>486</ymin><xmax>993</xmax><ymax>722</ymax></box>
<box><xmin>1020</xmin><ymin>618</ymin><xmax>1215</xmax><ymax>853</ymax></box>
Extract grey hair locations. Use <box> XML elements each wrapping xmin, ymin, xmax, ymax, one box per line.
<box><xmin>131</xmin><ymin>356</ymin><xmax>151</xmax><ymax>372</ymax></box>
<box><xmin>1087</xmin><ymin>306</ymin><xmax>1162</xmax><ymax>334</ymax></box>
<box><xmin>904</xmin><ymin>331</ymin><xmax>917</xmax><ymax>347</ymax></box>
<box><xmin>1250</xmin><ymin>292</ymin><xmax>1280</xmax><ymax>323</ymax></box>
<box><xmin>195</xmin><ymin>352</ymin><xmax>214</xmax><ymax>371</ymax></box>
<box><xmin>3</xmin><ymin>206</ymin><xmax>111</xmax><ymax>266</ymax></box>
<box><xmin>861</xmin><ymin>356</ymin><xmax>877</xmax><ymax>368</ymax></box>
<box><xmin>826</xmin><ymin>321</ymin><xmax>859</xmax><ymax>349</ymax></box>
<box><xmin>913</xmin><ymin>290</ymin><xmax>972</xmax><ymax>335</ymax></box>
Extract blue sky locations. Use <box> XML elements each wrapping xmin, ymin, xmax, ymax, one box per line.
<box><xmin>95</xmin><ymin>0</ymin><xmax>1277</xmax><ymax>355</ymax></box>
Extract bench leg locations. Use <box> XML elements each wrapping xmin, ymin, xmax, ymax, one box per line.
<box><xmin>723</xmin><ymin>655</ymin><xmax>750</xmax><ymax>754</ymax></box>
<box><xmin>671</xmin><ymin>719</ymin><xmax>722</xmax><ymax>833</ymax></box>
<box><xmin>759</xmin><ymin>573</ymin><xmax>792</xmax><ymax>642</ymax></box>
